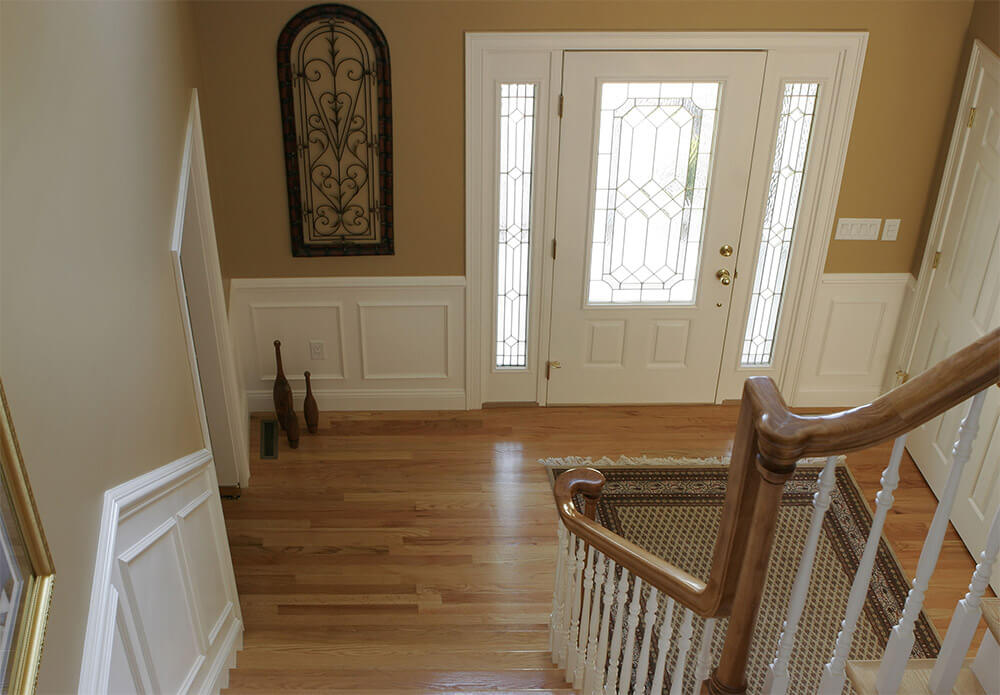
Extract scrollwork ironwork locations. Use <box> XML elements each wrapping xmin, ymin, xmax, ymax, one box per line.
<box><xmin>278</xmin><ymin>4</ymin><xmax>393</xmax><ymax>256</ymax></box>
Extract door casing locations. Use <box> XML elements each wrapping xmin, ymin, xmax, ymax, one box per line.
<box><xmin>465</xmin><ymin>32</ymin><xmax>869</xmax><ymax>408</ymax></box>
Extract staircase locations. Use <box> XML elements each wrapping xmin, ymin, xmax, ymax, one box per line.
<box><xmin>847</xmin><ymin>598</ymin><xmax>1000</xmax><ymax>695</ymax></box>
<box><xmin>547</xmin><ymin>329</ymin><xmax>1000</xmax><ymax>695</ymax></box>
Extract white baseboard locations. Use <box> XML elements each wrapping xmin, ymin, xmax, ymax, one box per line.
<box><xmin>229</xmin><ymin>276</ymin><xmax>467</xmax><ymax>413</ymax></box>
<box><xmin>79</xmin><ymin>450</ymin><xmax>243</xmax><ymax>694</ymax></box>
<box><xmin>792</xmin><ymin>273</ymin><xmax>912</xmax><ymax>408</ymax></box>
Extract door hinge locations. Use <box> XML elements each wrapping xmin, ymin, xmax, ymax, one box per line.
<box><xmin>551</xmin><ymin>238</ymin><xmax>557</xmax><ymax>259</ymax></box>
<box><xmin>968</xmin><ymin>106</ymin><xmax>977</xmax><ymax>128</ymax></box>
<box><xmin>895</xmin><ymin>369</ymin><xmax>910</xmax><ymax>385</ymax></box>
<box><xmin>558</xmin><ymin>94</ymin><xmax>564</xmax><ymax>118</ymax></box>
<box><xmin>932</xmin><ymin>251</ymin><xmax>942</xmax><ymax>269</ymax></box>
<box><xmin>546</xmin><ymin>360</ymin><xmax>561</xmax><ymax>379</ymax></box>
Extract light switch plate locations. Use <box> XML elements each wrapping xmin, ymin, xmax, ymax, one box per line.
<box><xmin>835</xmin><ymin>218</ymin><xmax>882</xmax><ymax>240</ymax></box>
<box><xmin>309</xmin><ymin>340</ymin><xmax>326</xmax><ymax>360</ymax></box>
<box><xmin>882</xmin><ymin>218</ymin><xmax>901</xmax><ymax>241</ymax></box>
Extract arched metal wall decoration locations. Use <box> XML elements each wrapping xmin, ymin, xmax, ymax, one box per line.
<box><xmin>277</xmin><ymin>4</ymin><xmax>393</xmax><ymax>256</ymax></box>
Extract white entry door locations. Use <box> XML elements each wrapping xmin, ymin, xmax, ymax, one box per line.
<box><xmin>906</xmin><ymin>42</ymin><xmax>1000</xmax><ymax>589</ymax></box>
<box><xmin>547</xmin><ymin>51</ymin><xmax>766</xmax><ymax>403</ymax></box>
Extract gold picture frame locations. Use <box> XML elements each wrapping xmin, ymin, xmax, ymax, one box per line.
<box><xmin>0</xmin><ymin>382</ymin><xmax>53</xmax><ymax>694</ymax></box>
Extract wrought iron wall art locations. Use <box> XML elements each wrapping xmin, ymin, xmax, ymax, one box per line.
<box><xmin>277</xmin><ymin>4</ymin><xmax>393</xmax><ymax>256</ymax></box>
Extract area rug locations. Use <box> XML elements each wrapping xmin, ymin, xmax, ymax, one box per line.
<box><xmin>543</xmin><ymin>456</ymin><xmax>940</xmax><ymax>694</ymax></box>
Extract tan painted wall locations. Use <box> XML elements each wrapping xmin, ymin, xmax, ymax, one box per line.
<box><xmin>0</xmin><ymin>2</ymin><xmax>205</xmax><ymax>691</ymax></box>
<box><xmin>194</xmin><ymin>0</ymin><xmax>973</xmax><ymax>280</ymax></box>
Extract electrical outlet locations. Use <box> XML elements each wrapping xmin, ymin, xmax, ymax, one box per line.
<box><xmin>835</xmin><ymin>218</ymin><xmax>882</xmax><ymax>240</ymax></box>
<box><xmin>882</xmin><ymin>218</ymin><xmax>901</xmax><ymax>241</ymax></box>
<box><xmin>309</xmin><ymin>340</ymin><xmax>326</xmax><ymax>360</ymax></box>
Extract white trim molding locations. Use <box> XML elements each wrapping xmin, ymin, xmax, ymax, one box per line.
<box><xmin>171</xmin><ymin>89</ymin><xmax>250</xmax><ymax>487</ymax></box>
<box><xmin>79</xmin><ymin>450</ymin><xmax>243</xmax><ymax>694</ymax></box>
<box><xmin>228</xmin><ymin>276</ymin><xmax>467</xmax><ymax>412</ymax></box>
<box><xmin>792</xmin><ymin>273</ymin><xmax>912</xmax><ymax>407</ymax></box>
<box><xmin>465</xmin><ymin>31</ymin><xmax>868</xmax><ymax>407</ymax></box>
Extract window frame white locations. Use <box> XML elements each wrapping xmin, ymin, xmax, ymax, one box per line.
<box><xmin>465</xmin><ymin>33</ymin><xmax>868</xmax><ymax>408</ymax></box>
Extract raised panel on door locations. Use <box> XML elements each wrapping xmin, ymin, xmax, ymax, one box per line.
<box><xmin>547</xmin><ymin>51</ymin><xmax>766</xmax><ymax>404</ymax></box>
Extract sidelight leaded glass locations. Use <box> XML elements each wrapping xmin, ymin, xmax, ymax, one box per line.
<box><xmin>741</xmin><ymin>83</ymin><xmax>819</xmax><ymax>367</ymax></box>
<box><xmin>588</xmin><ymin>82</ymin><xmax>722</xmax><ymax>305</ymax></box>
<box><xmin>495</xmin><ymin>84</ymin><xmax>537</xmax><ymax>368</ymax></box>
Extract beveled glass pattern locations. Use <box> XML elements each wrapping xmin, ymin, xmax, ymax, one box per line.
<box><xmin>741</xmin><ymin>83</ymin><xmax>819</xmax><ymax>367</ymax></box>
<box><xmin>496</xmin><ymin>84</ymin><xmax>536</xmax><ymax>368</ymax></box>
<box><xmin>588</xmin><ymin>82</ymin><xmax>722</xmax><ymax>305</ymax></box>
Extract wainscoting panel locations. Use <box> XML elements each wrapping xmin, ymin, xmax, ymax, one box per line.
<box><xmin>792</xmin><ymin>273</ymin><xmax>912</xmax><ymax>407</ymax></box>
<box><xmin>229</xmin><ymin>277</ymin><xmax>466</xmax><ymax>411</ymax></box>
<box><xmin>79</xmin><ymin>450</ymin><xmax>242</xmax><ymax>695</ymax></box>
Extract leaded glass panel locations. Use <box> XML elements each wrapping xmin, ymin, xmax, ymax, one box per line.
<box><xmin>588</xmin><ymin>82</ymin><xmax>722</xmax><ymax>305</ymax></box>
<box><xmin>741</xmin><ymin>83</ymin><xmax>819</xmax><ymax>367</ymax></box>
<box><xmin>495</xmin><ymin>84</ymin><xmax>537</xmax><ymax>368</ymax></box>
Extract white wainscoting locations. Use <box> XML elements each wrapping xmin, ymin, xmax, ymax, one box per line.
<box><xmin>229</xmin><ymin>277</ymin><xmax>467</xmax><ymax>412</ymax></box>
<box><xmin>792</xmin><ymin>273</ymin><xmax>913</xmax><ymax>407</ymax></box>
<box><xmin>79</xmin><ymin>450</ymin><xmax>243</xmax><ymax>695</ymax></box>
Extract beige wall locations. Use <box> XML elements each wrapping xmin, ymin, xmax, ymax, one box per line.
<box><xmin>0</xmin><ymin>2</ymin><xmax>205</xmax><ymax>692</ymax></box>
<box><xmin>194</xmin><ymin>0</ymin><xmax>973</xmax><ymax>280</ymax></box>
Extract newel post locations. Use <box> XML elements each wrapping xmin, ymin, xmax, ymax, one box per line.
<box><xmin>704</xmin><ymin>447</ymin><xmax>797</xmax><ymax>695</ymax></box>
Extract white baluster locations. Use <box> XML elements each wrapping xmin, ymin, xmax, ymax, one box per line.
<box><xmin>567</xmin><ymin>536</ymin><xmax>586</xmax><ymax>678</ymax></box>
<box><xmin>634</xmin><ymin>586</ymin><xmax>660</xmax><ymax>691</ymax></box>
<box><xmin>764</xmin><ymin>455</ymin><xmax>838</xmax><ymax>695</ymax></box>
<box><xmin>819</xmin><ymin>435</ymin><xmax>908</xmax><ymax>695</ymax></box>
<box><xmin>877</xmin><ymin>393</ymin><xmax>987</xmax><ymax>694</ymax></box>
<box><xmin>593</xmin><ymin>557</ymin><xmax>617</xmax><ymax>695</ymax></box>
<box><xmin>668</xmin><ymin>608</ymin><xmax>695</xmax><ymax>695</ymax></box>
<box><xmin>575</xmin><ymin>546</ymin><xmax>596</xmax><ymax>688</ymax></box>
<box><xmin>928</xmin><ymin>504</ymin><xmax>1000</xmax><ymax>694</ymax></box>
<box><xmin>557</xmin><ymin>527</ymin><xmax>576</xmax><ymax>669</ymax></box>
<box><xmin>605</xmin><ymin>567</ymin><xmax>632</xmax><ymax>695</ymax></box>
<box><xmin>650</xmin><ymin>597</ymin><xmax>677</xmax><ymax>695</ymax></box>
<box><xmin>551</xmin><ymin>522</ymin><xmax>569</xmax><ymax>661</ymax></box>
<box><xmin>555</xmin><ymin>528</ymin><xmax>576</xmax><ymax>670</ymax></box>
<box><xmin>618</xmin><ymin>575</ymin><xmax>643</xmax><ymax>695</ymax></box>
<box><xmin>694</xmin><ymin>617</ymin><xmax>717</xmax><ymax>686</ymax></box>
<box><xmin>584</xmin><ymin>551</ymin><xmax>607</xmax><ymax>694</ymax></box>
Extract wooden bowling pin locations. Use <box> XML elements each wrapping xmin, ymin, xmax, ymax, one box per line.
<box><xmin>272</xmin><ymin>340</ymin><xmax>292</xmax><ymax>431</ymax></box>
<box><xmin>304</xmin><ymin>371</ymin><xmax>319</xmax><ymax>434</ymax></box>
<box><xmin>284</xmin><ymin>401</ymin><xmax>300</xmax><ymax>449</ymax></box>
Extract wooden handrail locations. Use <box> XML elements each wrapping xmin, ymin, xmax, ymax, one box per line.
<box><xmin>749</xmin><ymin>328</ymin><xmax>1000</xmax><ymax>467</ymax></box>
<box><xmin>552</xmin><ymin>328</ymin><xmax>1000</xmax><ymax>695</ymax></box>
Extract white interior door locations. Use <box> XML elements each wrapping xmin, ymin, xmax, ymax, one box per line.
<box><xmin>547</xmin><ymin>51</ymin><xmax>765</xmax><ymax>404</ymax></box>
<box><xmin>906</xmin><ymin>42</ymin><xmax>1000</xmax><ymax>589</ymax></box>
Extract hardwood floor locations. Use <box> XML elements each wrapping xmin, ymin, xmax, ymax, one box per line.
<box><xmin>220</xmin><ymin>405</ymin><xmax>984</xmax><ymax>693</ymax></box>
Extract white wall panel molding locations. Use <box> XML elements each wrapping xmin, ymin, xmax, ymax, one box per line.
<box><xmin>792</xmin><ymin>273</ymin><xmax>911</xmax><ymax>407</ymax></box>
<box><xmin>79</xmin><ymin>449</ymin><xmax>242</xmax><ymax>695</ymax></box>
<box><xmin>229</xmin><ymin>277</ymin><xmax>467</xmax><ymax>411</ymax></box>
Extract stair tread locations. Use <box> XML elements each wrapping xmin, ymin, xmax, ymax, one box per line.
<box><xmin>846</xmin><ymin>658</ymin><xmax>984</xmax><ymax>695</ymax></box>
<box><xmin>223</xmin><ymin>668</ymin><xmax>573</xmax><ymax>691</ymax></box>
<box><xmin>983</xmin><ymin>598</ymin><xmax>1000</xmax><ymax>643</ymax></box>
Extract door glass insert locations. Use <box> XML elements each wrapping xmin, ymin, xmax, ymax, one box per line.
<box><xmin>741</xmin><ymin>82</ymin><xmax>819</xmax><ymax>367</ymax></box>
<box><xmin>588</xmin><ymin>82</ymin><xmax>722</xmax><ymax>305</ymax></box>
<box><xmin>496</xmin><ymin>83</ymin><xmax>537</xmax><ymax>368</ymax></box>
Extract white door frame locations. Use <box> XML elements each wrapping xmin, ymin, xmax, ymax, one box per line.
<box><xmin>465</xmin><ymin>32</ymin><xmax>868</xmax><ymax>408</ymax></box>
<box><xmin>171</xmin><ymin>90</ymin><xmax>251</xmax><ymax>487</ymax></box>
<box><xmin>893</xmin><ymin>40</ymin><xmax>999</xmax><ymax>379</ymax></box>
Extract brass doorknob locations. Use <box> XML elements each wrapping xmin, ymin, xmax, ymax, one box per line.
<box><xmin>716</xmin><ymin>268</ymin><xmax>732</xmax><ymax>286</ymax></box>
<box><xmin>720</xmin><ymin>244</ymin><xmax>734</xmax><ymax>257</ymax></box>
